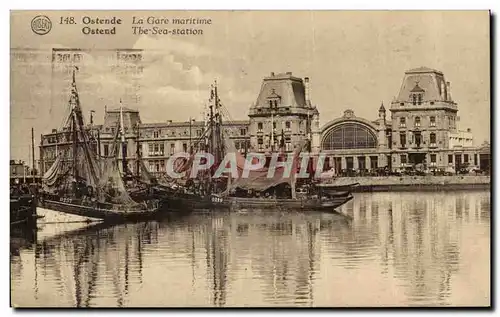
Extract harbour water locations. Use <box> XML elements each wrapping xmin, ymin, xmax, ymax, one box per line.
<box><xmin>10</xmin><ymin>190</ymin><xmax>490</xmax><ymax>307</ymax></box>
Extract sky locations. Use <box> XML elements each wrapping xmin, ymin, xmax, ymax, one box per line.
<box><xmin>10</xmin><ymin>10</ymin><xmax>490</xmax><ymax>164</ymax></box>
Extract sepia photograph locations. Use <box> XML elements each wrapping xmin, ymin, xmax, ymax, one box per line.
<box><xmin>9</xmin><ymin>10</ymin><xmax>491</xmax><ymax>308</ymax></box>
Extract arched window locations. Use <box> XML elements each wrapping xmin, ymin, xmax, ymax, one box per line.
<box><xmin>322</xmin><ymin>123</ymin><xmax>377</xmax><ymax>150</ymax></box>
<box><xmin>415</xmin><ymin>116</ymin><xmax>421</xmax><ymax>128</ymax></box>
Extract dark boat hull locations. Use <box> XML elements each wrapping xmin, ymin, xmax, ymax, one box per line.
<box><xmin>10</xmin><ymin>194</ymin><xmax>37</xmax><ymax>227</ymax></box>
<box><xmin>159</xmin><ymin>190</ymin><xmax>353</xmax><ymax>213</ymax></box>
<box><xmin>39</xmin><ymin>197</ymin><xmax>163</xmax><ymax>223</ymax></box>
<box><xmin>225</xmin><ymin>193</ymin><xmax>353</xmax><ymax>212</ymax></box>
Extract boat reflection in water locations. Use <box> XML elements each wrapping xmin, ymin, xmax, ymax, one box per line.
<box><xmin>10</xmin><ymin>190</ymin><xmax>490</xmax><ymax>307</ymax></box>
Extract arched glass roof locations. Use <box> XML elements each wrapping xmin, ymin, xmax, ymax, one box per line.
<box><xmin>322</xmin><ymin>122</ymin><xmax>377</xmax><ymax>150</ymax></box>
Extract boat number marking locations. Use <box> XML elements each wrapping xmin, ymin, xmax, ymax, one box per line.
<box><xmin>212</xmin><ymin>197</ymin><xmax>223</xmax><ymax>203</ymax></box>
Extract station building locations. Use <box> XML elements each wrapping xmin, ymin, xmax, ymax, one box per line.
<box><xmin>318</xmin><ymin>67</ymin><xmax>490</xmax><ymax>173</ymax></box>
<box><xmin>39</xmin><ymin>67</ymin><xmax>490</xmax><ymax>176</ymax></box>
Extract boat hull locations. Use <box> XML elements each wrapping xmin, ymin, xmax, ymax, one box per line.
<box><xmin>39</xmin><ymin>198</ymin><xmax>164</xmax><ymax>223</ymax></box>
<box><xmin>10</xmin><ymin>194</ymin><xmax>37</xmax><ymax>227</ymax></box>
<box><xmin>225</xmin><ymin>193</ymin><xmax>353</xmax><ymax>212</ymax></box>
<box><xmin>159</xmin><ymin>190</ymin><xmax>353</xmax><ymax>213</ymax></box>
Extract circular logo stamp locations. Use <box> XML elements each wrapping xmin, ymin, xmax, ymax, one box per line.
<box><xmin>31</xmin><ymin>15</ymin><xmax>52</xmax><ymax>35</ymax></box>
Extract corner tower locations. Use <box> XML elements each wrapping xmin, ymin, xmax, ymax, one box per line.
<box><xmin>248</xmin><ymin>72</ymin><xmax>319</xmax><ymax>153</ymax></box>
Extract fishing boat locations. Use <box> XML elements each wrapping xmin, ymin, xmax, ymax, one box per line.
<box><xmin>156</xmin><ymin>81</ymin><xmax>357</xmax><ymax>213</ymax></box>
<box><xmin>10</xmin><ymin>184</ymin><xmax>37</xmax><ymax>227</ymax></box>
<box><xmin>38</xmin><ymin>69</ymin><xmax>161</xmax><ymax>223</ymax></box>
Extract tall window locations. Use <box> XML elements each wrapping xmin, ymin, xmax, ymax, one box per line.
<box><xmin>412</xmin><ymin>94</ymin><xmax>417</xmax><ymax>105</ymax></box>
<box><xmin>414</xmin><ymin>132</ymin><xmax>422</xmax><ymax>148</ymax></box>
<box><xmin>400</xmin><ymin>132</ymin><xmax>407</xmax><ymax>148</ymax></box>
<box><xmin>153</xmin><ymin>130</ymin><xmax>160</xmax><ymax>138</ymax></box>
<box><xmin>170</xmin><ymin>143</ymin><xmax>175</xmax><ymax>155</ymax></box>
<box><xmin>430</xmin><ymin>133</ymin><xmax>437</xmax><ymax>146</ymax></box>
<box><xmin>430</xmin><ymin>116</ymin><xmax>436</xmax><ymax>127</ymax></box>
<box><xmin>415</xmin><ymin>116</ymin><xmax>421</xmax><ymax>128</ymax></box>
<box><xmin>258</xmin><ymin>122</ymin><xmax>263</xmax><ymax>132</ymax></box>
<box><xmin>400</xmin><ymin>117</ymin><xmax>406</xmax><ymax>128</ymax></box>
<box><xmin>401</xmin><ymin>154</ymin><xmax>407</xmax><ymax>164</ymax></box>
<box><xmin>430</xmin><ymin>154</ymin><xmax>437</xmax><ymax>163</ymax></box>
<box><xmin>103</xmin><ymin>144</ymin><xmax>109</xmax><ymax>157</ymax></box>
<box><xmin>240</xmin><ymin>128</ymin><xmax>246</xmax><ymax>136</ymax></box>
<box><xmin>448</xmin><ymin>154</ymin><xmax>453</xmax><ymax>164</ymax></box>
<box><xmin>285</xmin><ymin>121</ymin><xmax>291</xmax><ymax>130</ymax></box>
<box><xmin>417</xmin><ymin>94</ymin><xmax>422</xmax><ymax>105</ymax></box>
<box><xmin>321</xmin><ymin>123</ymin><xmax>377</xmax><ymax>150</ymax></box>
<box><xmin>464</xmin><ymin>154</ymin><xmax>469</xmax><ymax>163</ymax></box>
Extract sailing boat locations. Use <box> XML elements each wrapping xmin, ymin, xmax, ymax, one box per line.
<box><xmin>157</xmin><ymin>81</ymin><xmax>356</xmax><ymax>213</ymax></box>
<box><xmin>39</xmin><ymin>69</ymin><xmax>161</xmax><ymax>222</ymax></box>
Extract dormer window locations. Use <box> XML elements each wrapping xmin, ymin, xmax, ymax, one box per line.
<box><xmin>410</xmin><ymin>81</ymin><xmax>425</xmax><ymax>105</ymax></box>
<box><xmin>267</xmin><ymin>88</ymin><xmax>281</xmax><ymax>110</ymax></box>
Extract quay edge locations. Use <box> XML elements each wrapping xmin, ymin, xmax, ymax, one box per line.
<box><xmin>319</xmin><ymin>175</ymin><xmax>491</xmax><ymax>192</ymax></box>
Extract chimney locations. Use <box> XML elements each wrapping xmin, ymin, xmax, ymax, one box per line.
<box><xmin>270</xmin><ymin>72</ymin><xmax>275</xmax><ymax>77</ymax></box>
<box><xmin>467</xmin><ymin>128</ymin><xmax>471</xmax><ymax>133</ymax></box>
<box><xmin>446</xmin><ymin>81</ymin><xmax>451</xmax><ymax>100</ymax></box>
<box><xmin>286</xmin><ymin>72</ymin><xmax>292</xmax><ymax>75</ymax></box>
<box><xmin>440</xmin><ymin>81</ymin><xmax>446</xmax><ymax>100</ymax></box>
<box><xmin>304</xmin><ymin>77</ymin><xmax>310</xmax><ymax>106</ymax></box>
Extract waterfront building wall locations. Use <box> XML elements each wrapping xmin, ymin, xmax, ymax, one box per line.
<box><xmin>38</xmin><ymin>67</ymin><xmax>490</xmax><ymax>176</ymax></box>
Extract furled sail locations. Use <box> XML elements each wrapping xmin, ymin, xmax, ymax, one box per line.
<box><xmin>42</xmin><ymin>154</ymin><xmax>65</xmax><ymax>187</ymax></box>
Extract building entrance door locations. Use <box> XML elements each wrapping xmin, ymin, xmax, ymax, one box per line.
<box><xmin>370</xmin><ymin>156</ymin><xmax>378</xmax><ymax>170</ymax></box>
<box><xmin>358</xmin><ymin>156</ymin><xmax>366</xmax><ymax>170</ymax></box>
<box><xmin>334</xmin><ymin>157</ymin><xmax>342</xmax><ymax>174</ymax></box>
<box><xmin>455</xmin><ymin>154</ymin><xmax>462</xmax><ymax>171</ymax></box>
<box><xmin>346</xmin><ymin>157</ymin><xmax>354</xmax><ymax>170</ymax></box>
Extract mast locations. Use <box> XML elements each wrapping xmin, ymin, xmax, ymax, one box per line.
<box><xmin>97</xmin><ymin>129</ymin><xmax>101</xmax><ymax>157</ymax></box>
<box><xmin>135</xmin><ymin>123</ymin><xmax>140</xmax><ymax>178</ymax></box>
<box><xmin>70</xmin><ymin>67</ymin><xmax>79</xmax><ymax>183</ymax></box>
<box><xmin>271</xmin><ymin>112</ymin><xmax>274</xmax><ymax>151</ymax></box>
<box><xmin>119</xmin><ymin>100</ymin><xmax>127</xmax><ymax>177</ymax></box>
<box><xmin>31</xmin><ymin>127</ymin><xmax>35</xmax><ymax>183</ymax></box>
<box><xmin>209</xmin><ymin>85</ymin><xmax>215</xmax><ymax>159</ymax></box>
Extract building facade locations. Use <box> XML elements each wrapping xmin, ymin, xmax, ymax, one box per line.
<box><xmin>318</xmin><ymin>67</ymin><xmax>489</xmax><ymax>173</ymax></box>
<box><xmin>320</xmin><ymin>107</ymin><xmax>392</xmax><ymax>173</ymax></box>
<box><xmin>39</xmin><ymin>67</ymin><xmax>490</xmax><ymax>177</ymax></box>
<box><xmin>40</xmin><ymin>107</ymin><xmax>250</xmax><ymax>178</ymax></box>
<box><xmin>248</xmin><ymin>72</ymin><xmax>320</xmax><ymax>153</ymax></box>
